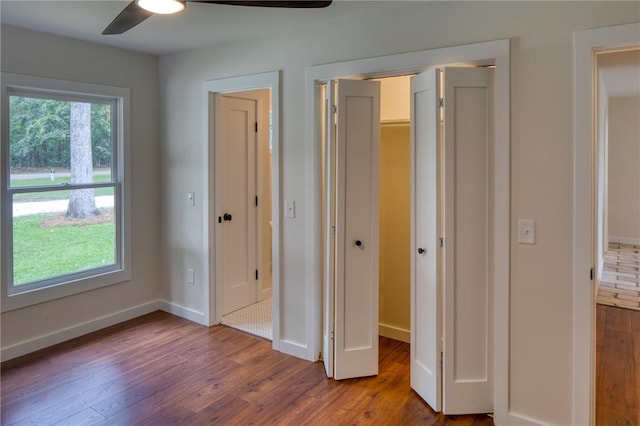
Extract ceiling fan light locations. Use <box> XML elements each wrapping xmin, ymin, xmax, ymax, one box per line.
<box><xmin>137</xmin><ymin>0</ymin><xmax>185</xmax><ymax>15</ymax></box>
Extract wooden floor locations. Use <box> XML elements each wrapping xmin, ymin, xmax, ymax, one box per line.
<box><xmin>596</xmin><ymin>304</ymin><xmax>640</xmax><ymax>426</ymax></box>
<box><xmin>1</xmin><ymin>311</ymin><xmax>493</xmax><ymax>425</ymax></box>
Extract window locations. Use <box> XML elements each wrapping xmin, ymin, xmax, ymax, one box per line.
<box><xmin>1</xmin><ymin>73</ymin><xmax>131</xmax><ymax>311</ymax></box>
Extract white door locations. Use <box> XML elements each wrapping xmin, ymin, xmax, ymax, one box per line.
<box><xmin>410</xmin><ymin>68</ymin><xmax>442</xmax><ymax>411</ymax></box>
<box><xmin>216</xmin><ymin>94</ymin><xmax>258</xmax><ymax>315</ymax></box>
<box><xmin>332</xmin><ymin>79</ymin><xmax>381</xmax><ymax>380</ymax></box>
<box><xmin>323</xmin><ymin>81</ymin><xmax>337</xmax><ymax>378</ymax></box>
<box><xmin>411</xmin><ymin>67</ymin><xmax>494</xmax><ymax>415</ymax></box>
<box><xmin>442</xmin><ymin>67</ymin><xmax>494</xmax><ymax>414</ymax></box>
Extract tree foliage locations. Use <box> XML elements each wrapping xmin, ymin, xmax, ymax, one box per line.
<box><xmin>9</xmin><ymin>96</ymin><xmax>112</xmax><ymax>169</ymax></box>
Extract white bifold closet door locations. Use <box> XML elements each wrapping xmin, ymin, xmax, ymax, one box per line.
<box><xmin>324</xmin><ymin>68</ymin><xmax>494</xmax><ymax>417</ymax></box>
<box><xmin>324</xmin><ymin>78</ymin><xmax>381</xmax><ymax>380</ymax></box>
<box><xmin>410</xmin><ymin>67</ymin><xmax>494</xmax><ymax>415</ymax></box>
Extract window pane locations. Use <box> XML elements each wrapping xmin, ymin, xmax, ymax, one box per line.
<box><xmin>9</xmin><ymin>96</ymin><xmax>113</xmax><ymax>188</ymax></box>
<box><xmin>12</xmin><ymin>188</ymin><xmax>116</xmax><ymax>287</ymax></box>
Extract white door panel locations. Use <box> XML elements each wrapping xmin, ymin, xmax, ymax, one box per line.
<box><xmin>442</xmin><ymin>67</ymin><xmax>494</xmax><ymax>414</ymax></box>
<box><xmin>410</xmin><ymin>68</ymin><xmax>442</xmax><ymax>412</ymax></box>
<box><xmin>323</xmin><ymin>82</ymin><xmax>336</xmax><ymax>378</ymax></box>
<box><xmin>217</xmin><ymin>95</ymin><xmax>258</xmax><ymax>315</ymax></box>
<box><xmin>334</xmin><ymin>79</ymin><xmax>380</xmax><ymax>380</ymax></box>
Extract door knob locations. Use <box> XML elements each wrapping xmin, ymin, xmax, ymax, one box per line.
<box><xmin>223</xmin><ymin>213</ymin><xmax>232</xmax><ymax>222</ymax></box>
<box><xmin>355</xmin><ymin>240</ymin><xmax>362</xmax><ymax>247</ymax></box>
<box><xmin>417</xmin><ymin>247</ymin><xmax>425</xmax><ymax>254</ymax></box>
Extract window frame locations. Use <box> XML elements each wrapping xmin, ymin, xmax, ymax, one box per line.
<box><xmin>1</xmin><ymin>73</ymin><xmax>131</xmax><ymax>312</ymax></box>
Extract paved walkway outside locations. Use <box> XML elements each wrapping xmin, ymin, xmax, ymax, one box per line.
<box><xmin>11</xmin><ymin>170</ymin><xmax>111</xmax><ymax>180</ymax></box>
<box><xmin>13</xmin><ymin>196</ymin><xmax>114</xmax><ymax>217</ymax></box>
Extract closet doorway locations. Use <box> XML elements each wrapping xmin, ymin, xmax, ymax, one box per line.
<box><xmin>320</xmin><ymin>67</ymin><xmax>496</xmax><ymax>415</ymax></box>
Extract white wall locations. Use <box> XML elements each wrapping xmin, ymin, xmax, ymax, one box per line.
<box><xmin>1</xmin><ymin>26</ymin><xmax>161</xmax><ymax>355</ymax></box>
<box><xmin>608</xmin><ymin>95</ymin><xmax>640</xmax><ymax>242</ymax></box>
<box><xmin>158</xmin><ymin>3</ymin><xmax>639</xmax><ymax>424</ymax></box>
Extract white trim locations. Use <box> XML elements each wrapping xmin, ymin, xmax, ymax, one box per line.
<box><xmin>305</xmin><ymin>39</ymin><xmax>510</xmax><ymax>421</ymax></box>
<box><xmin>507</xmin><ymin>413</ymin><xmax>546</xmax><ymax>426</ymax></box>
<box><xmin>159</xmin><ymin>300</ymin><xmax>207</xmax><ymax>325</ymax></box>
<box><xmin>608</xmin><ymin>236</ymin><xmax>640</xmax><ymax>246</ymax></box>
<box><xmin>0</xmin><ymin>72</ymin><xmax>131</xmax><ymax>313</ymax></box>
<box><xmin>0</xmin><ymin>301</ymin><xmax>161</xmax><ymax>362</ymax></box>
<box><xmin>573</xmin><ymin>23</ymin><xmax>640</xmax><ymax>426</ymax></box>
<box><xmin>379</xmin><ymin>323</ymin><xmax>410</xmax><ymax>343</ymax></box>
<box><xmin>202</xmin><ymin>71</ymin><xmax>282</xmax><ymax>352</ymax></box>
<box><xmin>278</xmin><ymin>339</ymin><xmax>309</xmax><ymax>359</ymax></box>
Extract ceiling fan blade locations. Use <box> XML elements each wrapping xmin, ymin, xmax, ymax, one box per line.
<box><xmin>102</xmin><ymin>1</ymin><xmax>153</xmax><ymax>35</ymax></box>
<box><xmin>192</xmin><ymin>0</ymin><xmax>332</xmax><ymax>8</ymax></box>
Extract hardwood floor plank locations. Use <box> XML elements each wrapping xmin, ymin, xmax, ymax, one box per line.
<box><xmin>2</xmin><ymin>372</ymin><xmax>111</xmax><ymax>425</ymax></box>
<box><xmin>52</xmin><ymin>408</ymin><xmax>105</xmax><ymax>426</ymax></box>
<box><xmin>89</xmin><ymin>353</ymin><xmax>192</xmax><ymax>418</ymax></box>
<box><xmin>8</xmin><ymin>308</ymin><xmax>631</xmax><ymax>425</ymax></box>
<box><xmin>596</xmin><ymin>305</ymin><xmax>640</xmax><ymax>425</ymax></box>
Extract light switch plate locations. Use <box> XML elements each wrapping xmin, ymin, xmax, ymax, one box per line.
<box><xmin>285</xmin><ymin>200</ymin><xmax>295</xmax><ymax>218</ymax></box>
<box><xmin>518</xmin><ymin>219</ymin><xmax>535</xmax><ymax>244</ymax></box>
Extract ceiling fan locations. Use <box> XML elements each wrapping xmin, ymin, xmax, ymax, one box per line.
<box><xmin>103</xmin><ymin>0</ymin><xmax>333</xmax><ymax>35</ymax></box>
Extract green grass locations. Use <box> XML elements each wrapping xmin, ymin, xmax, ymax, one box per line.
<box><xmin>12</xmin><ymin>212</ymin><xmax>115</xmax><ymax>285</ymax></box>
<box><xmin>11</xmin><ymin>174</ymin><xmax>113</xmax><ymax>201</ymax></box>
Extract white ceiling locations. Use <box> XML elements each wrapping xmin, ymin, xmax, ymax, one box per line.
<box><xmin>0</xmin><ymin>0</ymin><xmax>398</xmax><ymax>55</ymax></box>
<box><xmin>598</xmin><ymin>49</ymin><xmax>640</xmax><ymax>99</ymax></box>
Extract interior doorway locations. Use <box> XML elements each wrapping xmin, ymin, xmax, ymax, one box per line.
<box><xmin>573</xmin><ymin>23</ymin><xmax>639</xmax><ymax>425</ymax></box>
<box><xmin>306</xmin><ymin>40</ymin><xmax>510</xmax><ymax>423</ymax></box>
<box><xmin>594</xmin><ymin>49</ymin><xmax>640</xmax><ymax>310</ymax></box>
<box><xmin>320</xmin><ymin>67</ymin><xmax>496</xmax><ymax>415</ymax></box>
<box><xmin>214</xmin><ymin>89</ymin><xmax>273</xmax><ymax>340</ymax></box>
<box><xmin>204</xmin><ymin>70</ymin><xmax>281</xmax><ymax>348</ymax></box>
<box><xmin>376</xmin><ymin>76</ymin><xmax>412</xmax><ymax>345</ymax></box>
<box><xmin>592</xmin><ymin>47</ymin><xmax>640</xmax><ymax>425</ymax></box>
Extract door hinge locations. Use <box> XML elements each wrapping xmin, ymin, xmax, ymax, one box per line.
<box><xmin>439</xmin><ymin>237</ymin><xmax>444</xmax><ymax>248</ymax></box>
<box><xmin>331</xmin><ymin>105</ymin><xmax>337</xmax><ymax>114</ymax></box>
<box><xmin>255</xmin><ymin>269</ymin><xmax>259</xmax><ymax>280</ymax></box>
<box><xmin>440</xmin><ymin>351</ymin><xmax>443</xmax><ymax>369</ymax></box>
<box><xmin>330</xmin><ymin>330</ymin><xmax>335</xmax><ymax>340</ymax></box>
<box><xmin>331</xmin><ymin>225</ymin><xmax>336</xmax><ymax>235</ymax></box>
<box><xmin>254</xmin><ymin>122</ymin><xmax>258</xmax><ymax>133</ymax></box>
<box><xmin>439</xmin><ymin>98</ymin><xmax>444</xmax><ymax>108</ymax></box>
<box><xmin>255</xmin><ymin>196</ymin><xmax>258</xmax><ymax>207</ymax></box>
<box><xmin>590</xmin><ymin>268</ymin><xmax>594</xmax><ymax>281</ymax></box>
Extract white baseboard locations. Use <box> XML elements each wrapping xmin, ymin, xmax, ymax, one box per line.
<box><xmin>1</xmin><ymin>300</ymin><xmax>162</xmax><ymax>362</ymax></box>
<box><xmin>508</xmin><ymin>412</ymin><xmax>546</xmax><ymax>425</ymax></box>
<box><xmin>379</xmin><ymin>323</ymin><xmax>410</xmax><ymax>343</ymax></box>
<box><xmin>278</xmin><ymin>339</ymin><xmax>308</xmax><ymax>360</ymax></box>
<box><xmin>609</xmin><ymin>236</ymin><xmax>640</xmax><ymax>246</ymax></box>
<box><xmin>158</xmin><ymin>300</ymin><xmax>207</xmax><ymax>325</ymax></box>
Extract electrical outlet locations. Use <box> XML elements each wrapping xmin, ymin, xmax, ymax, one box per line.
<box><xmin>187</xmin><ymin>268</ymin><xmax>195</xmax><ymax>285</ymax></box>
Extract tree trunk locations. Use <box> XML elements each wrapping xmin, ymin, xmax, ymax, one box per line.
<box><xmin>67</xmin><ymin>102</ymin><xmax>99</xmax><ymax>219</ymax></box>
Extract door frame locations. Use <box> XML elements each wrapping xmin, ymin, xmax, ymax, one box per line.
<box><xmin>203</xmin><ymin>71</ymin><xmax>281</xmax><ymax>350</ymax></box>
<box><xmin>305</xmin><ymin>39</ymin><xmax>510</xmax><ymax>423</ymax></box>
<box><xmin>573</xmin><ymin>23</ymin><xmax>640</xmax><ymax>426</ymax></box>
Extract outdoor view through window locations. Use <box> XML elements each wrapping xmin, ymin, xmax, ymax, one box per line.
<box><xmin>8</xmin><ymin>94</ymin><xmax>117</xmax><ymax>291</ymax></box>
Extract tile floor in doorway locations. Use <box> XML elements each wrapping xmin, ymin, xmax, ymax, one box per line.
<box><xmin>598</xmin><ymin>242</ymin><xmax>640</xmax><ymax>311</ymax></box>
<box><xmin>221</xmin><ymin>296</ymin><xmax>272</xmax><ymax>340</ymax></box>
